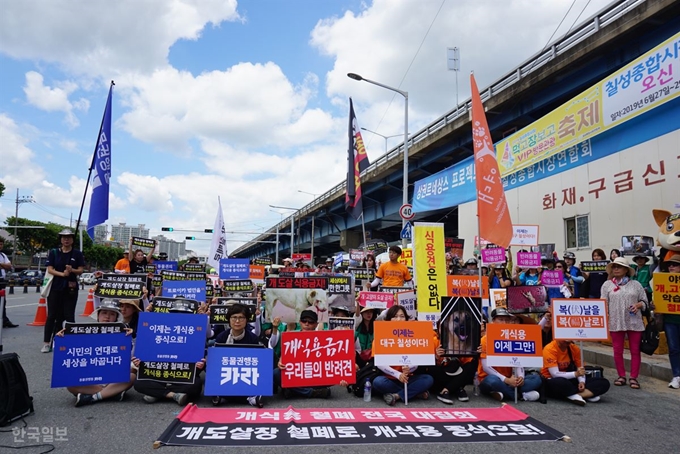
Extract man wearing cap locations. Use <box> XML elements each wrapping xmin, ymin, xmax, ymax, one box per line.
<box><xmin>0</xmin><ymin>237</ymin><xmax>18</xmax><ymax>328</ymax></box>
<box><xmin>115</xmin><ymin>250</ymin><xmax>131</xmax><ymax>274</ymax></box>
<box><xmin>42</xmin><ymin>229</ymin><xmax>85</xmax><ymax>353</ymax></box>
<box><xmin>271</xmin><ymin>309</ymin><xmax>332</xmax><ymax>399</ymax></box>
<box><xmin>477</xmin><ymin>308</ymin><xmax>542</xmax><ymax>402</ymax></box>
<box><xmin>562</xmin><ymin>252</ymin><xmax>584</xmax><ymax>298</ymax></box>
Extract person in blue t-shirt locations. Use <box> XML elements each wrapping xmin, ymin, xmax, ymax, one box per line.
<box><xmin>563</xmin><ymin>252</ymin><xmax>584</xmax><ymax>298</ymax></box>
<box><xmin>513</xmin><ymin>266</ymin><xmax>541</xmax><ymax>286</ymax></box>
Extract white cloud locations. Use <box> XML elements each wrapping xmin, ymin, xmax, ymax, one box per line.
<box><xmin>118</xmin><ymin>63</ymin><xmax>334</xmax><ymax>151</ymax></box>
<box><xmin>0</xmin><ymin>0</ymin><xmax>241</xmax><ymax>77</ymax></box>
<box><xmin>0</xmin><ymin>113</ymin><xmax>47</xmax><ymax>188</ymax></box>
<box><xmin>23</xmin><ymin>71</ymin><xmax>89</xmax><ymax>127</ymax></box>
<box><xmin>117</xmin><ymin>172</ymin><xmax>174</xmax><ymax>212</ymax></box>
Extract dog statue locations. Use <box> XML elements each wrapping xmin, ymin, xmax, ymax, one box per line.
<box><xmin>653</xmin><ymin>209</ymin><xmax>680</xmax><ymax>263</ymax></box>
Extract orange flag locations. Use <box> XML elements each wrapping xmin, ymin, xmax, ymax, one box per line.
<box><xmin>470</xmin><ymin>74</ymin><xmax>513</xmax><ymax>248</ymax></box>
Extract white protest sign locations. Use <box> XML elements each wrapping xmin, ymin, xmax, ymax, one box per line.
<box><xmin>551</xmin><ymin>299</ymin><xmax>609</xmax><ymax>341</ymax></box>
<box><xmin>510</xmin><ymin>225</ymin><xmax>539</xmax><ymax>246</ymax></box>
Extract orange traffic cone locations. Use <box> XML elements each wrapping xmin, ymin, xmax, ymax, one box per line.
<box><xmin>80</xmin><ymin>288</ymin><xmax>95</xmax><ymax>317</ymax></box>
<box><xmin>27</xmin><ymin>297</ymin><xmax>47</xmax><ymax>326</ymax></box>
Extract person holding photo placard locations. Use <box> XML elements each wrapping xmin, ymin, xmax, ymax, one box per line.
<box><xmin>601</xmin><ymin>257</ymin><xmax>648</xmax><ymax>390</ymax></box>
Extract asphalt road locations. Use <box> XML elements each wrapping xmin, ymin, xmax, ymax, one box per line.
<box><xmin>1</xmin><ymin>289</ymin><xmax>678</xmax><ymax>454</ymax></box>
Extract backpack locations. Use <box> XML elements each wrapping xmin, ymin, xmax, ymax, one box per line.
<box><xmin>0</xmin><ymin>353</ymin><xmax>34</xmax><ymax>426</ymax></box>
<box><xmin>352</xmin><ymin>360</ymin><xmax>382</xmax><ymax>398</ymax></box>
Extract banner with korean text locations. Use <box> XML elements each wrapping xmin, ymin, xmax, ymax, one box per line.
<box><xmin>204</xmin><ymin>347</ymin><xmax>273</xmax><ymax>396</ymax></box>
<box><xmin>358</xmin><ymin>291</ymin><xmax>394</xmax><ymax>310</ymax></box>
<box><xmin>653</xmin><ymin>273</ymin><xmax>680</xmax><ymax>314</ymax></box>
<box><xmin>510</xmin><ymin>225</ymin><xmax>539</xmax><ymax>247</ymax></box>
<box><xmin>156</xmin><ymin>404</ymin><xmax>567</xmax><ymax>447</ymax></box>
<box><xmin>446</xmin><ymin>275</ymin><xmax>489</xmax><ymax>299</ymax></box>
<box><xmin>263</xmin><ymin>277</ymin><xmax>329</xmax><ymax>324</ymax></box>
<box><xmin>373</xmin><ymin>321</ymin><xmax>435</xmax><ymax>367</ymax></box>
<box><xmin>51</xmin><ymin>326</ymin><xmax>132</xmax><ymax>388</ymax></box>
<box><xmin>219</xmin><ymin>259</ymin><xmax>250</xmax><ymax>280</ymax></box>
<box><xmin>485</xmin><ymin>324</ymin><xmax>543</xmax><ymax>368</ymax></box>
<box><xmin>135</xmin><ymin>312</ymin><xmax>207</xmax><ymax>363</ymax></box>
<box><xmin>551</xmin><ymin>299</ymin><xmax>609</xmax><ymax>341</ymax></box>
<box><xmin>137</xmin><ymin>361</ymin><xmax>197</xmax><ymax>385</ymax></box>
<box><xmin>162</xmin><ymin>279</ymin><xmax>206</xmax><ymax>302</ymax></box>
<box><xmin>280</xmin><ymin>330</ymin><xmax>355</xmax><ymax>388</ymax></box>
<box><xmin>496</xmin><ymin>32</ymin><xmax>680</xmax><ymax>177</ymax></box>
<box><xmin>414</xmin><ymin>222</ymin><xmax>447</xmax><ymax>321</ymax></box>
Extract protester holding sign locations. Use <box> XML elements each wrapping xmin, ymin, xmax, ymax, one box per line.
<box><xmin>489</xmin><ymin>264</ymin><xmax>512</xmax><ymax>289</ymax></box>
<box><xmin>57</xmin><ymin>300</ymin><xmax>136</xmax><ymax>407</ymax></box>
<box><xmin>128</xmin><ymin>240</ymin><xmax>155</xmax><ymax>274</ymax></box>
<box><xmin>659</xmin><ymin>255</ymin><xmax>680</xmax><ymax>389</ymax></box>
<box><xmin>212</xmin><ymin>304</ymin><xmax>266</xmax><ymax>408</ymax></box>
<box><xmin>477</xmin><ymin>308</ymin><xmax>542</xmax><ymax>402</ymax></box>
<box><xmin>601</xmin><ymin>257</ymin><xmax>649</xmax><ymax>390</ymax></box>
<box><xmin>355</xmin><ymin>306</ymin><xmax>379</xmax><ymax>368</ymax></box>
<box><xmin>541</xmin><ymin>340</ymin><xmax>610</xmax><ymax>405</ymax></box>
<box><xmin>42</xmin><ymin>229</ymin><xmax>85</xmax><ymax>353</ymax></box>
<box><xmin>562</xmin><ymin>252</ymin><xmax>584</xmax><ymax>298</ymax></box>
<box><xmin>119</xmin><ymin>298</ymin><xmax>142</xmax><ymax>339</ymax></box>
<box><xmin>372</xmin><ymin>305</ymin><xmax>434</xmax><ymax>406</ymax></box>
<box><xmin>581</xmin><ymin>248</ymin><xmax>608</xmax><ymax>298</ymax></box>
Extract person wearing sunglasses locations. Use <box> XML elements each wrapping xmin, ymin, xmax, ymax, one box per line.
<box><xmin>271</xmin><ymin>310</ymin><xmax>332</xmax><ymax>399</ymax></box>
<box><xmin>601</xmin><ymin>257</ymin><xmax>648</xmax><ymax>390</ymax></box>
<box><xmin>544</xmin><ymin>260</ymin><xmax>574</xmax><ymax>302</ymax></box>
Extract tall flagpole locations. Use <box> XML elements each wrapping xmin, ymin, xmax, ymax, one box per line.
<box><xmin>75</xmin><ymin>80</ymin><xmax>114</xmax><ymax>236</ymax></box>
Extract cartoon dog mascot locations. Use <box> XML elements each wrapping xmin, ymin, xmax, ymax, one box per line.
<box><xmin>653</xmin><ymin>209</ymin><xmax>680</xmax><ymax>264</ymax></box>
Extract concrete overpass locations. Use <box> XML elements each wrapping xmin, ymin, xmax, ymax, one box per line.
<box><xmin>232</xmin><ymin>0</ymin><xmax>680</xmax><ymax>262</ymax></box>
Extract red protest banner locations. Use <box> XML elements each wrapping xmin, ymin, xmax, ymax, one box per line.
<box><xmin>280</xmin><ymin>330</ymin><xmax>355</xmax><ymax>388</ymax></box>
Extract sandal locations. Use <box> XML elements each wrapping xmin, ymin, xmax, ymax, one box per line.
<box><xmin>419</xmin><ymin>391</ymin><xmax>430</xmax><ymax>400</ymax></box>
<box><xmin>614</xmin><ymin>376</ymin><xmax>626</xmax><ymax>386</ymax></box>
<box><xmin>629</xmin><ymin>378</ymin><xmax>640</xmax><ymax>390</ymax></box>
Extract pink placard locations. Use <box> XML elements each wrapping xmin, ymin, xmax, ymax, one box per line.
<box><xmin>481</xmin><ymin>247</ymin><xmax>506</xmax><ymax>265</ymax></box>
<box><xmin>541</xmin><ymin>270</ymin><xmax>563</xmax><ymax>287</ymax></box>
<box><xmin>517</xmin><ymin>252</ymin><xmax>541</xmax><ymax>268</ymax></box>
<box><xmin>358</xmin><ymin>291</ymin><xmax>395</xmax><ymax>309</ymax></box>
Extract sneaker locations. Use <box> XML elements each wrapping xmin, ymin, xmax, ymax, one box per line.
<box><xmin>437</xmin><ymin>391</ymin><xmax>454</xmax><ymax>405</ymax></box>
<box><xmin>247</xmin><ymin>396</ymin><xmax>264</xmax><ymax>408</ymax></box>
<box><xmin>40</xmin><ymin>344</ymin><xmax>52</xmax><ymax>353</ymax></box>
<box><xmin>143</xmin><ymin>395</ymin><xmax>159</xmax><ymax>404</ymax></box>
<box><xmin>522</xmin><ymin>391</ymin><xmax>540</xmax><ymax>402</ymax></box>
<box><xmin>383</xmin><ymin>393</ymin><xmax>397</xmax><ymax>406</ymax></box>
<box><xmin>117</xmin><ymin>390</ymin><xmax>127</xmax><ymax>402</ymax></box>
<box><xmin>172</xmin><ymin>393</ymin><xmax>189</xmax><ymax>406</ymax></box>
<box><xmin>489</xmin><ymin>391</ymin><xmax>504</xmax><ymax>402</ymax></box>
<box><xmin>567</xmin><ymin>394</ymin><xmax>586</xmax><ymax>406</ymax></box>
<box><xmin>211</xmin><ymin>396</ymin><xmax>222</xmax><ymax>406</ymax></box>
<box><xmin>586</xmin><ymin>396</ymin><xmax>601</xmax><ymax>403</ymax></box>
<box><xmin>457</xmin><ymin>388</ymin><xmax>469</xmax><ymax>402</ymax></box>
<box><xmin>75</xmin><ymin>393</ymin><xmax>94</xmax><ymax>407</ymax></box>
<box><xmin>669</xmin><ymin>377</ymin><xmax>680</xmax><ymax>389</ymax></box>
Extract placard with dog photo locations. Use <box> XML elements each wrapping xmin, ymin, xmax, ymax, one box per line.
<box><xmin>264</xmin><ymin>277</ymin><xmax>329</xmax><ymax>324</ymax></box>
<box><xmin>621</xmin><ymin>235</ymin><xmax>654</xmax><ymax>256</ymax></box>
<box><xmin>438</xmin><ymin>296</ymin><xmax>483</xmax><ymax>357</ymax></box>
<box><xmin>506</xmin><ymin>285</ymin><xmax>549</xmax><ymax>314</ymax></box>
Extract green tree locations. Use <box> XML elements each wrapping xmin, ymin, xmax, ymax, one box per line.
<box><xmin>4</xmin><ymin>216</ymin><xmax>93</xmax><ymax>259</ymax></box>
<box><xmin>0</xmin><ymin>181</ymin><xmax>5</xmax><ymax>199</ymax></box>
<box><xmin>83</xmin><ymin>244</ymin><xmax>124</xmax><ymax>270</ymax></box>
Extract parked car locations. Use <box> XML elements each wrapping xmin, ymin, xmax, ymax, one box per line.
<box><xmin>18</xmin><ymin>269</ymin><xmax>44</xmax><ymax>285</ymax></box>
<box><xmin>79</xmin><ymin>273</ymin><xmax>97</xmax><ymax>285</ymax></box>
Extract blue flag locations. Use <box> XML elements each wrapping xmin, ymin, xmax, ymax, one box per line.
<box><xmin>87</xmin><ymin>83</ymin><xmax>113</xmax><ymax>239</ymax></box>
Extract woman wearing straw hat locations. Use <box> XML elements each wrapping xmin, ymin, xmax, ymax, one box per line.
<box><xmin>42</xmin><ymin>229</ymin><xmax>85</xmax><ymax>353</ymax></box>
<box><xmin>601</xmin><ymin>257</ymin><xmax>649</xmax><ymax>390</ymax></box>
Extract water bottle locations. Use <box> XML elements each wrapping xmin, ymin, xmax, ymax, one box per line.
<box><xmin>363</xmin><ymin>379</ymin><xmax>372</xmax><ymax>402</ymax></box>
<box><xmin>473</xmin><ymin>372</ymin><xmax>480</xmax><ymax>397</ymax></box>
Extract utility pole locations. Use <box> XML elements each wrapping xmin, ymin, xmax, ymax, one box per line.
<box><xmin>12</xmin><ymin>189</ymin><xmax>34</xmax><ymax>264</ymax></box>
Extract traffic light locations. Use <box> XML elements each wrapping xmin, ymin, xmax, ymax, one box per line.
<box><xmin>161</xmin><ymin>227</ymin><xmax>174</xmax><ymax>232</ymax></box>
<box><xmin>204</xmin><ymin>229</ymin><xmax>214</xmax><ymax>233</ymax></box>
<box><xmin>185</xmin><ymin>236</ymin><xmax>195</xmax><ymax>240</ymax></box>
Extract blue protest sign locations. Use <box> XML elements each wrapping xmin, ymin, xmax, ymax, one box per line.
<box><xmin>162</xmin><ymin>279</ymin><xmax>206</xmax><ymax>302</ymax></box>
<box><xmin>219</xmin><ymin>258</ymin><xmax>250</xmax><ymax>280</ymax></box>
<box><xmin>51</xmin><ymin>332</ymin><xmax>132</xmax><ymax>388</ymax></box>
<box><xmin>204</xmin><ymin>346</ymin><xmax>274</xmax><ymax>397</ymax></box>
<box><xmin>155</xmin><ymin>260</ymin><xmax>178</xmax><ymax>272</ymax></box>
<box><xmin>134</xmin><ymin>312</ymin><xmax>208</xmax><ymax>363</ymax></box>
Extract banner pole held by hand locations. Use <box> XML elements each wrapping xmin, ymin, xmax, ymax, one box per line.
<box><xmin>404</xmin><ymin>382</ymin><xmax>408</xmax><ymax>406</ymax></box>
<box><xmin>514</xmin><ymin>367</ymin><xmax>518</xmax><ymax>404</ymax></box>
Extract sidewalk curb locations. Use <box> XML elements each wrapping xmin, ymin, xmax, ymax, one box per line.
<box><xmin>581</xmin><ymin>343</ymin><xmax>673</xmax><ymax>382</ymax></box>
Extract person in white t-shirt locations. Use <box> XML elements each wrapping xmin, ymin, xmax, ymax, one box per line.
<box><xmin>0</xmin><ymin>237</ymin><xmax>18</xmax><ymax>328</ymax></box>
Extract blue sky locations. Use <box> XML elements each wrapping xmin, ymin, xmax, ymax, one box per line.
<box><xmin>0</xmin><ymin>0</ymin><xmax>612</xmax><ymax>255</ymax></box>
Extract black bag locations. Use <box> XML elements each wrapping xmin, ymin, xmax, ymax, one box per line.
<box><xmin>352</xmin><ymin>360</ymin><xmax>381</xmax><ymax>398</ymax></box>
<box><xmin>0</xmin><ymin>353</ymin><xmax>34</xmax><ymax>426</ymax></box>
<box><xmin>640</xmin><ymin>316</ymin><xmax>660</xmax><ymax>356</ymax></box>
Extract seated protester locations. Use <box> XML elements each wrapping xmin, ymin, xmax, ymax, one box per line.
<box><xmin>59</xmin><ymin>300</ymin><xmax>136</xmax><ymax>407</ymax></box>
<box><xmin>355</xmin><ymin>306</ymin><xmax>379</xmax><ymax>368</ymax></box>
<box><xmin>429</xmin><ymin>329</ymin><xmax>478</xmax><ymax>405</ymax></box>
<box><xmin>372</xmin><ymin>305</ymin><xmax>434</xmax><ymax>406</ymax></box>
<box><xmin>212</xmin><ymin>303</ymin><xmax>265</xmax><ymax>408</ymax></box>
<box><xmin>119</xmin><ymin>298</ymin><xmax>142</xmax><ymax>339</ymax></box>
<box><xmin>132</xmin><ymin>300</ymin><xmax>208</xmax><ymax>406</ymax></box>
<box><xmin>271</xmin><ymin>310</ymin><xmax>332</xmax><ymax>399</ymax></box>
<box><xmin>478</xmin><ymin>308</ymin><xmax>542</xmax><ymax>402</ymax></box>
<box><xmin>541</xmin><ymin>339</ymin><xmax>610</xmax><ymax>406</ymax></box>
<box><xmin>370</xmin><ymin>246</ymin><xmax>413</xmax><ymax>289</ymax></box>
<box><xmin>538</xmin><ymin>309</ymin><xmax>553</xmax><ymax>347</ymax></box>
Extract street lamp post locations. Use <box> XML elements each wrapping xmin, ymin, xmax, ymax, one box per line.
<box><xmin>360</xmin><ymin>128</ymin><xmax>402</xmax><ymax>154</ymax></box>
<box><xmin>269</xmin><ymin>209</ymin><xmax>284</xmax><ymax>264</ymax></box>
<box><xmin>348</xmin><ymin>73</ymin><xmax>409</xmax><ymax>247</ymax></box>
<box><xmin>269</xmin><ymin>205</ymin><xmax>299</xmax><ymax>263</ymax></box>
